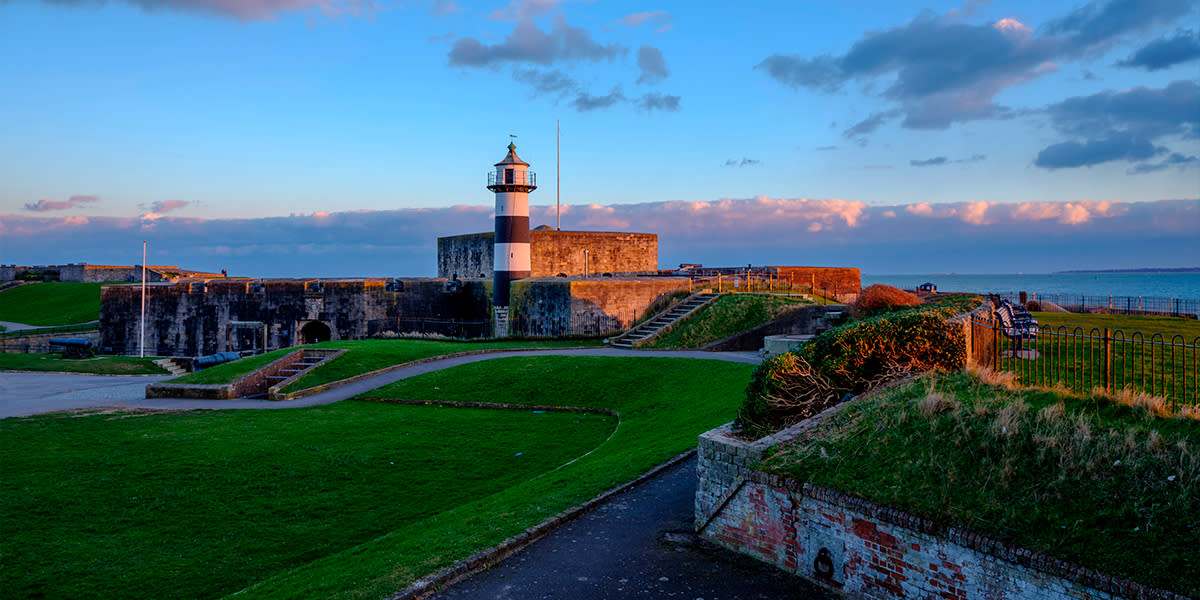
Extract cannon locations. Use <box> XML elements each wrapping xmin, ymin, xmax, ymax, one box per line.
<box><xmin>49</xmin><ymin>338</ymin><xmax>95</xmax><ymax>359</ymax></box>
<box><xmin>193</xmin><ymin>351</ymin><xmax>242</xmax><ymax>370</ymax></box>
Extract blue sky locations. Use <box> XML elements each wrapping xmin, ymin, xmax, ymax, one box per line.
<box><xmin>1</xmin><ymin>0</ymin><xmax>1197</xmax><ymax>276</ymax></box>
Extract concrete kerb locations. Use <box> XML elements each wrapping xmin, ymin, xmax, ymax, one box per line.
<box><xmin>388</xmin><ymin>449</ymin><xmax>697</xmax><ymax>600</ymax></box>
<box><xmin>274</xmin><ymin>345</ymin><xmax>598</xmax><ymax>401</ymax></box>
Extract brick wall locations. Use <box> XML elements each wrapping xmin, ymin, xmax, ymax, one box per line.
<box><xmin>696</xmin><ymin>421</ymin><xmax>1186</xmax><ymax>600</ymax></box>
<box><xmin>437</xmin><ymin>230</ymin><xmax>658</xmax><ymax>279</ymax></box>
<box><xmin>510</xmin><ymin>277</ymin><xmax>688</xmax><ymax>336</ymax></box>
<box><xmin>770</xmin><ymin>266</ymin><xmax>861</xmax><ymax>301</ymax></box>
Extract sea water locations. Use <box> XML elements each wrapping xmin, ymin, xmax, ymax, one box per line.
<box><xmin>863</xmin><ymin>272</ymin><xmax>1200</xmax><ymax>300</ymax></box>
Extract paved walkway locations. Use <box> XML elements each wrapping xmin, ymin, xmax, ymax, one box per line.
<box><xmin>0</xmin><ymin>319</ymin><xmax>99</xmax><ymax>332</ymax></box>
<box><xmin>0</xmin><ymin>348</ymin><xmax>761</xmax><ymax>418</ymax></box>
<box><xmin>433</xmin><ymin>455</ymin><xmax>833</xmax><ymax>600</ymax></box>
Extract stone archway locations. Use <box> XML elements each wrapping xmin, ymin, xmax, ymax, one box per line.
<box><xmin>299</xmin><ymin>321</ymin><xmax>331</xmax><ymax>345</ymax></box>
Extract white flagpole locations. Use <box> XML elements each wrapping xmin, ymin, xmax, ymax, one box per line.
<box><xmin>556</xmin><ymin>119</ymin><xmax>561</xmax><ymax>231</ymax></box>
<box><xmin>140</xmin><ymin>240</ymin><xmax>146</xmax><ymax>358</ymax></box>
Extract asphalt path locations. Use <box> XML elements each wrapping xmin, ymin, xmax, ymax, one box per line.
<box><xmin>432</xmin><ymin>455</ymin><xmax>834</xmax><ymax>600</ymax></box>
<box><xmin>0</xmin><ymin>348</ymin><xmax>761</xmax><ymax>418</ymax></box>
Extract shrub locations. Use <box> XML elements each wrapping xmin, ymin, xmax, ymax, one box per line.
<box><xmin>851</xmin><ymin>284</ymin><xmax>921</xmax><ymax>317</ymax></box>
<box><xmin>736</xmin><ymin>308</ymin><xmax>968</xmax><ymax>437</ymax></box>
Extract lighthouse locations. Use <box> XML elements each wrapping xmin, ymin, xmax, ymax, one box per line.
<box><xmin>487</xmin><ymin>140</ymin><xmax>536</xmax><ymax>334</ymax></box>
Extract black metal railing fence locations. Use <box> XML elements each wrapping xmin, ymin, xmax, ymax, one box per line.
<box><xmin>995</xmin><ymin>292</ymin><xmax>1198</xmax><ymax>318</ymax></box>
<box><xmin>971</xmin><ymin>317</ymin><xmax>1199</xmax><ymax>408</ymax></box>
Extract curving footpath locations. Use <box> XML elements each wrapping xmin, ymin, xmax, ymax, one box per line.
<box><xmin>0</xmin><ymin>348</ymin><xmax>760</xmax><ymax>419</ymax></box>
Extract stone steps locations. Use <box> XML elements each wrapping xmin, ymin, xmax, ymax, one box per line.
<box><xmin>153</xmin><ymin>358</ymin><xmax>189</xmax><ymax>376</ymax></box>
<box><xmin>609</xmin><ymin>292</ymin><xmax>721</xmax><ymax>349</ymax></box>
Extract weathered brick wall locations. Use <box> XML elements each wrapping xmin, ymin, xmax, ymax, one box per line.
<box><xmin>696</xmin><ymin>422</ymin><xmax>1185</xmax><ymax>600</ymax></box>
<box><xmin>771</xmin><ymin>266</ymin><xmax>861</xmax><ymax>300</ymax></box>
<box><xmin>0</xmin><ymin>330</ymin><xmax>102</xmax><ymax>354</ymax></box>
<box><xmin>510</xmin><ymin>277</ymin><xmax>688</xmax><ymax>336</ymax></box>
<box><xmin>530</xmin><ymin>230</ymin><xmax>657</xmax><ymax>276</ymax></box>
<box><xmin>437</xmin><ymin>231</ymin><xmax>658</xmax><ymax>279</ymax></box>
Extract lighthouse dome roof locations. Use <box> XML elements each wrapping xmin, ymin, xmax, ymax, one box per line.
<box><xmin>494</xmin><ymin>141</ymin><xmax>530</xmax><ymax>167</ymax></box>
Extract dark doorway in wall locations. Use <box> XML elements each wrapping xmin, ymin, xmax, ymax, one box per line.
<box><xmin>300</xmin><ymin>321</ymin><xmax>331</xmax><ymax>344</ymax></box>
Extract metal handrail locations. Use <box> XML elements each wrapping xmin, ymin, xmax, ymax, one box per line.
<box><xmin>488</xmin><ymin>171</ymin><xmax>537</xmax><ymax>186</ymax></box>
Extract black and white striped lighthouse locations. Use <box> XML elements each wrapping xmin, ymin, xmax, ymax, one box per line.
<box><xmin>487</xmin><ymin>141</ymin><xmax>537</xmax><ymax>331</ymax></box>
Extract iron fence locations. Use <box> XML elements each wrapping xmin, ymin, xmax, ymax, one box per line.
<box><xmin>390</xmin><ymin>318</ymin><xmax>491</xmax><ymax>339</ymax></box>
<box><xmin>971</xmin><ymin>317</ymin><xmax>1199</xmax><ymax>408</ymax></box>
<box><xmin>995</xmin><ymin>292</ymin><xmax>1198</xmax><ymax>318</ymax></box>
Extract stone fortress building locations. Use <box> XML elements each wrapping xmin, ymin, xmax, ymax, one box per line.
<box><xmin>98</xmin><ymin>141</ymin><xmax>861</xmax><ymax>357</ymax></box>
<box><xmin>2</xmin><ymin>263</ymin><xmax>221</xmax><ymax>283</ymax></box>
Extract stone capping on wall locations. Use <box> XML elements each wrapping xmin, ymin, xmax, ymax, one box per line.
<box><xmin>697</xmin><ymin>397</ymin><xmax>1189</xmax><ymax>600</ymax></box>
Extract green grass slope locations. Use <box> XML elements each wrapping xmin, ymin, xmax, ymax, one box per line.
<box><xmin>643</xmin><ymin>293</ymin><xmax>807</xmax><ymax>349</ymax></box>
<box><xmin>234</xmin><ymin>355</ymin><xmax>754</xmax><ymax>599</ymax></box>
<box><xmin>1</xmin><ymin>402</ymin><xmax>616</xmax><ymax>600</ymax></box>
<box><xmin>0</xmin><ymin>282</ymin><xmax>111</xmax><ymax>325</ymax></box>
<box><xmin>1034</xmin><ymin>311</ymin><xmax>1200</xmax><ymax>340</ymax></box>
<box><xmin>762</xmin><ymin>371</ymin><xmax>1200</xmax><ymax>595</ymax></box>
<box><xmin>0</xmin><ymin>354</ymin><xmax>167</xmax><ymax>374</ymax></box>
<box><xmin>168</xmin><ymin>338</ymin><xmax>602</xmax><ymax>390</ymax></box>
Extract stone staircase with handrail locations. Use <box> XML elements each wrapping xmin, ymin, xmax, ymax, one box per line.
<box><xmin>609</xmin><ymin>292</ymin><xmax>721</xmax><ymax>349</ymax></box>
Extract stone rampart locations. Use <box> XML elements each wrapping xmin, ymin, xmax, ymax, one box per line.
<box><xmin>770</xmin><ymin>266</ymin><xmax>861</xmax><ymax>301</ymax></box>
<box><xmin>696</xmin><ymin>419</ymin><xmax>1186</xmax><ymax>600</ymax></box>
<box><xmin>511</xmin><ymin>277</ymin><xmax>688</xmax><ymax>336</ymax></box>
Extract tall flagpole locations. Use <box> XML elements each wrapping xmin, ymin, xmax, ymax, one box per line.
<box><xmin>556</xmin><ymin>119</ymin><xmax>561</xmax><ymax>231</ymax></box>
<box><xmin>140</xmin><ymin>240</ymin><xmax>146</xmax><ymax>358</ymax></box>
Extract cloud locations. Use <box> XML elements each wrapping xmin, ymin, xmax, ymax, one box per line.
<box><xmin>36</xmin><ymin>0</ymin><xmax>376</xmax><ymax>21</ymax></box>
<box><xmin>23</xmin><ymin>194</ymin><xmax>99</xmax><ymax>212</ymax></box>
<box><xmin>617</xmin><ymin>10</ymin><xmax>672</xmax><ymax>33</ymax></box>
<box><xmin>1116</xmin><ymin>29</ymin><xmax>1200</xmax><ymax>70</ymax></box>
<box><xmin>911</xmin><ymin>156</ymin><xmax>948</xmax><ymax>167</ymax></box>
<box><xmin>448</xmin><ymin>16</ymin><xmax>625</xmax><ymax>67</ymax></box>
<box><xmin>1127</xmin><ymin>152</ymin><xmax>1199</xmax><ymax>174</ymax></box>
<box><xmin>2</xmin><ymin>199</ymin><xmax>1195</xmax><ymax>276</ymax></box>
<box><xmin>723</xmin><ymin>157</ymin><xmax>761</xmax><ymax>167</ymax></box>
<box><xmin>637</xmin><ymin>92</ymin><xmax>680</xmax><ymax>112</ymax></box>
<box><xmin>148</xmin><ymin>200</ymin><xmax>190</xmax><ymax>213</ymax></box>
<box><xmin>911</xmin><ymin>154</ymin><xmax>987</xmax><ymax>166</ymax></box>
<box><xmin>843</xmin><ymin>110</ymin><xmax>900</xmax><ymax>139</ymax></box>
<box><xmin>756</xmin><ymin>0</ymin><xmax>1195</xmax><ymax>133</ymax></box>
<box><xmin>512</xmin><ymin>68</ymin><xmax>578</xmax><ymax>96</ymax></box>
<box><xmin>636</xmin><ymin>45</ymin><xmax>669</xmax><ymax>85</ymax></box>
<box><xmin>487</xmin><ymin>0</ymin><xmax>563</xmax><ymax>21</ymax></box>
<box><xmin>570</xmin><ymin>86</ymin><xmax>626</xmax><ymax>111</ymax></box>
<box><xmin>1034</xmin><ymin>80</ymin><xmax>1199</xmax><ymax>169</ymax></box>
<box><xmin>431</xmin><ymin>0</ymin><xmax>462</xmax><ymax>17</ymax></box>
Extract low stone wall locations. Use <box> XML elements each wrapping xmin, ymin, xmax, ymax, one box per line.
<box><xmin>702</xmin><ymin>305</ymin><xmax>843</xmax><ymax>352</ymax></box>
<box><xmin>695</xmin><ymin>419</ymin><xmax>1186</xmax><ymax>600</ymax></box>
<box><xmin>0</xmin><ymin>330</ymin><xmax>101</xmax><ymax>354</ymax></box>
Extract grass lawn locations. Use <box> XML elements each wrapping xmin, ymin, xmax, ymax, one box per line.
<box><xmin>993</xmin><ymin>313</ymin><xmax>1200</xmax><ymax>407</ymax></box>
<box><xmin>168</xmin><ymin>338</ymin><xmax>602</xmax><ymax>391</ymax></box>
<box><xmin>1034</xmin><ymin>311</ymin><xmax>1200</xmax><ymax>340</ymax></box>
<box><xmin>1</xmin><ymin>401</ymin><xmax>616</xmax><ymax>600</ymax></box>
<box><xmin>1</xmin><ymin>355</ymin><xmax>753</xmax><ymax>600</ymax></box>
<box><xmin>762</xmin><ymin>371</ymin><xmax>1200</xmax><ymax>596</ymax></box>
<box><xmin>0</xmin><ymin>353</ymin><xmax>168</xmax><ymax>375</ymax></box>
<box><xmin>644</xmin><ymin>293</ymin><xmax>808</xmax><ymax>349</ymax></box>
<box><xmin>0</xmin><ymin>282</ymin><xmax>114</xmax><ymax>325</ymax></box>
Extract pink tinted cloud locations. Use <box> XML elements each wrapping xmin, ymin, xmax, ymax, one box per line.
<box><xmin>23</xmin><ymin>194</ymin><xmax>99</xmax><ymax>212</ymax></box>
<box><xmin>46</xmin><ymin>0</ymin><xmax>375</xmax><ymax>21</ymax></box>
<box><xmin>1</xmin><ymin>198</ymin><xmax>1194</xmax><ymax>276</ymax></box>
<box><xmin>151</xmin><ymin>200</ymin><xmax>190</xmax><ymax>213</ymax></box>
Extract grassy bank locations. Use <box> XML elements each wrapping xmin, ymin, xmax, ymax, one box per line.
<box><xmin>168</xmin><ymin>338</ymin><xmax>603</xmax><ymax>390</ymax></box>
<box><xmin>761</xmin><ymin>371</ymin><xmax>1199</xmax><ymax>595</ymax></box>
<box><xmin>1</xmin><ymin>355</ymin><xmax>753</xmax><ymax>600</ymax></box>
<box><xmin>0</xmin><ymin>282</ymin><xmax>112</xmax><ymax>325</ymax></box>
<box><xmin>0</xmin><ymin>353</ymin><xmax>167</xmax><ymax>375</ymax></box>
<box><xmin>643</xmin><ymin>293</ymin><xmax>808</xmax><ymax>349</ymax></box>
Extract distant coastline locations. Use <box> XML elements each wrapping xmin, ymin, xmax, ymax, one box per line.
<box><xmin>1054</xmin><ymin>267</ymin><xmax>1200</xmax><ymax>274</ymax></box>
